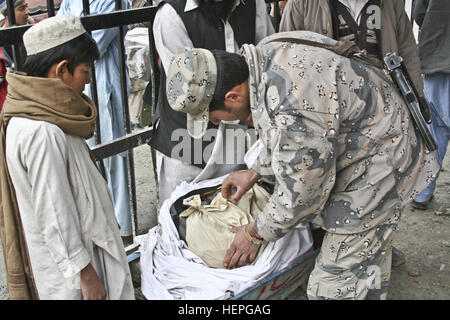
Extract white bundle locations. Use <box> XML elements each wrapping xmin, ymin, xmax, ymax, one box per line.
<box><xmin>137</xmin><ymin>175</ymin><xmax>313</xmax><ymax>300</ymax></box>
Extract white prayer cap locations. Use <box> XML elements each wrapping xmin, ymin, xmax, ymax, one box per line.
<box><xmin>23</xmin><ymin>14</ymin><xmax>87</xmax><ymax>55</ymax></box>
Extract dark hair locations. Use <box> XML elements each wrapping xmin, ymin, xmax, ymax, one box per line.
<box><xmin>209</xmin><ymin>49</ymin><xmax>249</xmax><ymax>112</ymax></box>
<box><xmin>198</xmin><ymin>0</ymin><xmax>235</xmax><ymax>25</ymax></box>
<box><xmin>21</xmin><ymin>32</ymin><xmax>99</xmax><ymax>77</ymax></box>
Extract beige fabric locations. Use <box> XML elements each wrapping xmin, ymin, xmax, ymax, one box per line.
<box><xmin>180</xmin><ymin>184</ymin><xmax>270</xmax><ymax>269</ymax></box>
<box><xmin>3</xmin><ymin>71</ymin><xmax>97</xmax><ymax>139</ymax></box>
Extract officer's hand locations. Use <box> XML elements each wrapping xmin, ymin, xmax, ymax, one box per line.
<box><xmin>223</xmin><ymin>225</ymin><xmax>261</xmax><ymax>269</ymax></box>
<box><xmin>221</xmin><ymin>169</ymin><xmax>261</xmax><ymax>203</ymax></box>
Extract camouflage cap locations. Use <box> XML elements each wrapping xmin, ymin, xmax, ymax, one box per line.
<box><xmin>166</xmin><ymin>48</ymin><xmax>217</xmax><ymax>139</ymax></box>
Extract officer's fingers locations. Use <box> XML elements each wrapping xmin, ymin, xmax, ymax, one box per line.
<box><xmin>228</xmin><ymin>225</ymin><xmax>238</xmax><ymax>234</ymax></box>
<box><xmin>227</xmin><ymin>250</ymin><xmax>242</xmax><ymax>269</ymax></box>
<box><xmin>223</xmin><ymin>246</ymin><xmax>236</xmax><ymax>268</ymax></box>
<box><xmin>231</xmin><ymin>186</ymin><xmax>247</xmax><ymax>203</ymax></box>
<box><xmin>221</xmin><ymin>178</ymin><xmax>234</xmax><ymax>199</ymax></box>
<box><xmin>248</xmin><ymin>249</ymin><xmax>258</xmax><ymax>264</ymax></box>
<box><xmin>237</xmin><ymin>252</ymin><xmax>249</xmax><ymax>268</ymax></box>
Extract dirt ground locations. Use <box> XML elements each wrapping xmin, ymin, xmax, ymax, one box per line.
<box><xmin>288</xmin><ymin>142</ymin><xmax>450</xmax><ymax>300</ymax></box>
<box><xmin>1</xmin><ymin>142</ymin><xmax>448</xmax><ymax>300</ymax></box>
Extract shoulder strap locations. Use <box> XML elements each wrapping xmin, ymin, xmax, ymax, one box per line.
<box><xmin>265</xmin><ymin>37</ymin><xmax>384</xmax><ymax>69</ymax></box>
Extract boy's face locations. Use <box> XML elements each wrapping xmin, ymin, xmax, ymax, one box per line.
<box><xmin>1</xmin><ymin>1</ymin><xmax>29</xmax><ymax>25</ymax></box>
<box><xmin>61</xmin><ymin>62</ymin><xmax>92</xmax><ymax>95</ymax></box>
<box><xmin>14</xmin><ymin>1</ymin><xmax>29</xmax><ymax>25</ymax></box>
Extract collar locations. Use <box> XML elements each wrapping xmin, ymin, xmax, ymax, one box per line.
<box><xmin>184</xmin><ymin>0</ymin><xmax>241</xmax><ymax>13</ymax></box>
<box><xmin>338</xmin><ymin>0</ymin><xmax>370</xmax><ymax>19</ymax></box>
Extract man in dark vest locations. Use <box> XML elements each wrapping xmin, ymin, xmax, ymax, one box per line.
<box><xmin>150</xmin><ymin>0</ymin><xmax>274</xmax><ymax>203</ymax></box>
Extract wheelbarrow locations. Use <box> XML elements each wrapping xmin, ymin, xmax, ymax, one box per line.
<box><xmin>232</xmin><ymin>228</ymin><xmax>324</xmax><ymax>300</ymax></box>
<box><xmin>127</xmin><ymin>184</ymin><xmax>325</xmax><ymax>300</ymax></box>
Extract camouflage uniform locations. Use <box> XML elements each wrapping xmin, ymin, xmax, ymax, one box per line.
<box><xmin>307</xmin><ymin>219</ymin><xmax>398</xmax><ymax>299</ymax></box>
<box><xmin>165</xmin><ymin>31</ymin><xmax>439</xmax><ymax>299</ymax></box>
<box><xmin>241</xmin><ymin>31</ymin><xmax>439</xmax><ymax>299</ymax></box>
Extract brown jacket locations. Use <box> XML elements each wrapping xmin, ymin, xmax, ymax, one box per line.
<box><xmin>280</xmin><ymin>0</ymin><xmax>424</xmax><ymax>95</ymax></box>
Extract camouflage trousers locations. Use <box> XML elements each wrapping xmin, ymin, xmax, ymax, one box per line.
<box><xmin>307</xmin><ymin>220</ymin><xmax>399</xmax><ymax>300</ymax></box>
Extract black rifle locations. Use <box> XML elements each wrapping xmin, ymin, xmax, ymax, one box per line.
<box><xmin>384</xmin><ymin>52</ymin><xmax>437</xmax><ymax>152</ymax></box>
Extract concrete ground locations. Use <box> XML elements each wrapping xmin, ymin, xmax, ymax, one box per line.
<box><xmin>1</xmin><ymin>142</ymin><xmax>449</xmax><ymax>300</ymax></box>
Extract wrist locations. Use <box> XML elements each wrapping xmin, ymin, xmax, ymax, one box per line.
<box><xmin>80</xmin><ymin>263</ymin><xmax>97</xmax><ymax>282</ymax></box>
<box><xmin>248</xmin><ymin>169</ymin><xmax>262</xmax><ymax>183</ymax></box>
<box><xmin>248</xmin><ymin>222</ymin><xmax>263</xmax><ymax>240</ymax></box>
<box><xmin>244</xmin><ymin>224</ymin><xmax>263</xmax><ymax>245</ymax></box>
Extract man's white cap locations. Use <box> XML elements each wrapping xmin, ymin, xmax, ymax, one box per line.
<box><xmin>23</xmin><ymin>14</ymin><xmax>86</xmax><ymax>55</ymax></box>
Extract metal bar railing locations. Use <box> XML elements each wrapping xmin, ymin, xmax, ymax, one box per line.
<box><xmin>274</xmin><ymin>0</ymin><xmax>280</xmax><ymax>33</ymax></box>
<box><xmin>91</xmin><ymin>127</ymin><xmax>154</xmax><ymax>161</ymax></box>
<box><xmin>5</xmin><ymin>0</ymin><xmax>15</xmax><ymax>25</ymax></box>
<box><xmin>81</xmin><ymin>0</ymin><xmax>107</xmax><ymax>178</ymax></box>
<box><xmin>1</xmin><ymin>7</ymin><xmax>158</xmax><ymax>45</ymax></box>
<box><xmin>114</xmin><ymin>0</ymin><xmax>138</xmax><ymax>239</ymax></box>
<box><xmin>146</xmin><ymin>0</ymin><xmax>160</xmax><ymax>187</ymax></box>
<box><xmin>4</xmin><ymin>0</ymin><xmax>23</xmax><ymax>70</ymax></box>
<box><xmin>46</xmin><ymin>0</ymin><xmax>55</xmax><ymax>17</ymax></box>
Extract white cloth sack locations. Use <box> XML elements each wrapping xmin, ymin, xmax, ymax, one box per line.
<box><xmin>137</xmin><ymin>175</ymin><xmax>313</xmax><ymax>300</ymax></box>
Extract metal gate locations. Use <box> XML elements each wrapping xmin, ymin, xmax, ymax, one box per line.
<box><xmin>0</xmin><ymin>0</ymin><xmax>160</xmax><ymax>253</ymax></box>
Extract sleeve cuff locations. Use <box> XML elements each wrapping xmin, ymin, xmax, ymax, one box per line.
<box><xmin>251</xmin><ymin>160</ymin><xmax>274</xmax><ymax>177</ymax></box>
<box><xmin>56</xmin><ymin>248</ymin><xmax>91</xmax><ymax>280</ymax></box>
<box><xmin>254</xmin><ymin>214</ymin><xmax>281</xmax><ymax>242</ymax></box>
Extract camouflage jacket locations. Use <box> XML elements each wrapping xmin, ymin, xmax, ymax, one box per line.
<box><xmin>242</xmin><ymin>31</ymin><xmax>439</xmax><ymax>241</ymax></box>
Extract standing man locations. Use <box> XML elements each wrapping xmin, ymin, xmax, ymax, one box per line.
<box><xmin>0</xmin><ymin>0</ymin><xmax>32</xmax><ymax>27</ymax></box>
<box><xmin>150</xmin><ymin>0</ymin><xmax>274</xmax><ymax>204</ymax></box>
<box><xmin>0</xmin><ymin>0</ymin><xmax>33</xmax><ymax>110</ymax></box>
<box><xmin>279</xmin><ymin>0</ymin><xmax>424</xmax><ymax>96</ymax></box>
<box><xmin>0</xmin><ymin>14</ymin><xmax>134</xmax><ymax>300</ymax></box>
<box><xmin>164</xmin><ymin>31</ymin><xmax>439</xmax><ymax>299</ymax></box>
<box><xmin>57</xmin><ymin>0</ymin><xmax>134</xmax><ymax>242</ymax></box>
<box><xmin>411</xmin><ymin>0</ymin><xmax>450</xmax><ymax>209</ymax></box>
